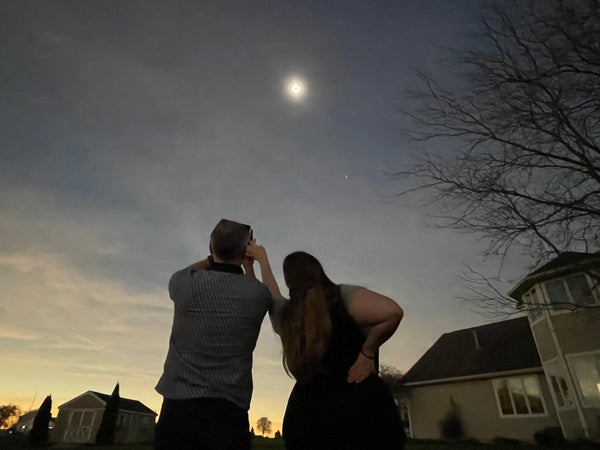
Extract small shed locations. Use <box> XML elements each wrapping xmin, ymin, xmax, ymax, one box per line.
<box><xmin>51</xmin><ymin>390</ymin><xmax>156</xmax><ymax>444</ymax></box>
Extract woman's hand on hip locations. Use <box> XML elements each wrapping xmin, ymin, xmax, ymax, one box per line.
<box><xmin>346</xmin><ymin>352</ymin><xmax>375</xmax><ymax>383</ymax></box>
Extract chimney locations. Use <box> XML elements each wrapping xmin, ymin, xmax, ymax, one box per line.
<box><xmin>471</xmin><ymin>329</ymin><xmax>481</xmax><ymax>350</ymax></box>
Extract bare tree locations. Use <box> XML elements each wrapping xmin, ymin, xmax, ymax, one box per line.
<box><xmin>256</xmin><ymin>417</ymin><xmax>272</xmax><ymax>437</ymax></box>
<box><xmin>399</xmin><ymin>0</ymin><xmax>600</xmax><ymax>314</ymax></box>
<box><xmin>0</xmin><ymin>404</ymin><xmax>21</xmax><ymax>429</ymax></box>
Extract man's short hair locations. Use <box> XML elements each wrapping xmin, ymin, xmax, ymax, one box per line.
<box><xmin>210</xmin><ymin>219</ymin><xmax>251</xmax><ymax>261</ymax></box>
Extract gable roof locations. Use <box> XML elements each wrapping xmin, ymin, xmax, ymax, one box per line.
<box><xmin>17</xmin><ymin>410</ymin><xmax>38</xmax><ymax>423</ymax></box>
<box><xmin>509</xmin><ymin>251</ymin><xmax>600</xmax><ymax>300</ymax></box>
<box><xmin>402</xmin><ymin>317</ymin><xmax>540</xmax><ymax>385</ymax></box>
<box><xmin>91</xmin><ymin>391</ymin><xmax>156</xmax><ymax>416</ymax></box>
<box><xmin>58</xmin><ymin>390</ymin><xmax>156</xmax><ymax>416</ymax></box>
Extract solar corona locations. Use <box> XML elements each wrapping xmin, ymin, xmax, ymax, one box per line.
<box><xmin>284</xmin><ymin>77</ymin><xmax>307</xmax><ymax>102</ymax></box>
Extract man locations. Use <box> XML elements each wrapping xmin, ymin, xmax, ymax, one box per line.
<box><xmin>155</xmin><ymin>219</ymin><xmax>281</xmax><ymax>450</ymax></box>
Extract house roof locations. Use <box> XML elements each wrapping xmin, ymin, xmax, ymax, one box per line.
<box><xmin>59</xmin><ymin>391</ymin><xmax>156</xmax><ymax>416</ymax></box>
<box><xmin>91</xmin><ymin>392</ymin><xmax>156</xmax><ymax>416</ymax></box>
<box><xmin>17</xmin><ymin>410</ymin><xmax>38</xmax><ymax>423</ymax></box>
<box><xmin>508</xmin><ymin>251</ymin><xmax>600</xmax><ymax>300</ymax></box>
<box><xmin>401</xmin><ymin>317</ymin><xmax>541</xmax><ymax>385</ymax></box>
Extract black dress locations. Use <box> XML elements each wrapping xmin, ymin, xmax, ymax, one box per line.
<box><xmin>282</xmin><ymin>289</ymin><xmax>406</xmax><ymax>450</ymax></box>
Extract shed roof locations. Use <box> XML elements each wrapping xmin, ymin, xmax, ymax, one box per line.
<box><xmin>91</xmin><ymin>391</ymin><xmax>156</xmax><ymax>416</ymax></box>
<box><xmin>402</xmin><ymin>317</ymin><xmax>541</xmax><ymax>385</ymax></box>
<box><xmin>59</xmin><ymin>391</ymin><xmax>156</xmax><ymax>416</ymax></box>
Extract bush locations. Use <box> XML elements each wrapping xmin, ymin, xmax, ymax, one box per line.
<box><xmin>439</xmin><ymin>409</ymin><xmax>463</xmax><ymax>440</ymax></box>
<box><xmin>534</xmin><ymin>427</ymin><xmax>565</xmax><ymax>446</ymax></box>
<box><xmin>565</xmin><ymin>438</ymin><xmax>600</xmax><ymax>448</ymax></box>
<box><xmin>28</xmin><ymin>395</ymin><xmax>52</xmax><ymax>446</ymax></box>
<box><xmin>492</xmin><ymin>436</ymin><xmax>522</xmax><ymax>445</ymax></box>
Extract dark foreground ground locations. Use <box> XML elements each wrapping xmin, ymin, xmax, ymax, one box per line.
<box><xmin>1</xmin><ymin>436</ymin><xmax>599</xmax><ymax>450</ymax></box>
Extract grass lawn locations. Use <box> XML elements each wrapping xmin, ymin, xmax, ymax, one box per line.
<box><xmin>2</xmin><ymin>436</ymin><xmax>600</xmax><ymax>450</ymax></box>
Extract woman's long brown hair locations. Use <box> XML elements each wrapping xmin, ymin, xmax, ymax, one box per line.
<box><xmin>280</xmin><ymin>251</ymin><xmax>337</xmax><ymax>383</ymax></box>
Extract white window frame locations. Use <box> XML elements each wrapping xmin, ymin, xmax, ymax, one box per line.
<box><xmin>64</xmin><ymin>409</ymin><xmax>97</xmax><ymax>443</ymax></box>
<box><xmin>397</xmin><ymin>400</ymin><xmax>411</xmax><ymax>438</ymax></box>
<box><xmin>525</xmin><ymin>285</ymin><xmax>545</xmax><ymax>323</ymax></box>
<box><xmin>543</xmin><ymin>358</ymin><xmax>575</xmax><ymax>411</ymax></box>
<box><xmin>492</xmin><ymin>375</ymin><xmax>548</xmax><ymax>418</ymax></box>
<box><xmin>542</xmin><ymin>272</ymin><xmax>600</xmax><ymax>315</ymax></box>
<box><xmin>566</xmin><ymin>350</ymin><xmax>600</xmax><ymax>407</ymax></box>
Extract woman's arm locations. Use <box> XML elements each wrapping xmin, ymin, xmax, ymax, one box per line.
<box><xmin>345</xmin><ymin>288</ymin><xmax>404</xmax><ymax>383</ymax></box>
<box><xmin>246</xmin><ymin>242</ymin><xmax>287</xmax><ymax>333</ymax></box>
<box><xmin>246</xmin><ymin>242</ymin><xmax>285</xmax><ymax>300</ymax></box>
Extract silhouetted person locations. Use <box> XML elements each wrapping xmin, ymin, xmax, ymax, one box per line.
<box><xmin>154</xmin><ymin>219</ymin><xmax>282</xmax><ymax>450</ymax></box>
<box><xmin>247</xmin><ymin>244</ymin><xmax>406</xmax><ymax>450</ymax></box>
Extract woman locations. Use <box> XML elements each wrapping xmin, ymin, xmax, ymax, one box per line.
<box><xmin>247</xmin><ymin>243</ymin><xmax>406</xmax><ymax>450</ymax></box>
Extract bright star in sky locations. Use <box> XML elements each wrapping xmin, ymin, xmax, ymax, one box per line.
<box><xmin>284</xmin><ymin>76</ymin><xmax>307</xmax><ymax>101</ymax></box>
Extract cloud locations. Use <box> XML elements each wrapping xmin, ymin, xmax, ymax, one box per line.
<box><xmin>0</xmin><ymin>250</ymin><xmax>169</xmax><ymax>350</ymax></box>
<box><xmin>0</xmin><ymin>325</ymin><xmax>39</xmax><ymax>341</ymax></box>
<box><xmin>0</xmin><ymin>0</ymin><xmax>503</xmax><ymax>425</ymax></box>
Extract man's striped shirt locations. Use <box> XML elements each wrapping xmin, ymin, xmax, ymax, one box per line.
<box><xmin>156</xmin><ymin>262</ymin><xmax>273</xmax><ymax>410</ymax></box>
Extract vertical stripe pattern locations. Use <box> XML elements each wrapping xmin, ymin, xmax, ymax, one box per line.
<box><xmin>156</xmin><ymin>267</ymin><xmax>273</xmax><ymax>410</ymax></box>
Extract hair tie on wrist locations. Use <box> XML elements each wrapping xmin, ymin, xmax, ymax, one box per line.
<box><xmin>360</xmin><ymin>349</ymin><xmax>375</xmax><ymax>360</ymax></box>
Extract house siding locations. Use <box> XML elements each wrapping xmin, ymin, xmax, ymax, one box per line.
<box><xmin>406</xmin><ymin>374</ymin><xmax>559</xmax><ymax>442</ymax></box>
<box><xmin>530</xmin><ymin>305</ymin><xmax>600</xmax><ymax>440</ymax></box>
<box><xmin>114</xmin><ymin>411</ymin><xmax>155</xmax><ymax>443</ymax></box>
<box><xmin>557</xmin><ymin>409</ymin><xmax>587</xmax><ymax>440</ymax></box>
<box><xmin>531</xmin><ymin>317</ymin><xmax>557</xmax><ymax>360</ymax></box>
<box><xmin>550</xmin><ymin>309</ymin><xmax>600</xmax><ymax>355</ymax></box>
<box><xmin>62</xmin><ymin>395</ymin><xmax>105</xmax><ymax>409</ymax></box>
<box><xmin>51</xmin><ymin>408</ymin><xmax>102</xmax><ymax>444</ymax></box>
<box><xmin>582</xmin><ymin>408</ymin><xmax>600</xmax><ymax>442</ymax></box>
<box><xmin>51</xmin><ymin>392</ymin><xmax>156</xmax><ymax>444</ymax></box>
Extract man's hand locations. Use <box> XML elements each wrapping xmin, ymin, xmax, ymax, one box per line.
<box><xmin>246</xmin><ymin>240</ymin><xmax>268</xmax><ymax>263</ymax></box>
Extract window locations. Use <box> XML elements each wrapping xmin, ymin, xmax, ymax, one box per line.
<box><xmin>544</xmin><ymin>359</ymin><xmax>574</xmax><ymax>409</ymax></box>
<box><xmin>567</xmin><ymin>352</ymin><xmax>600</xmax><ymax>406</ymax></box>
<box><xmin>543</xmin><ymin>273</ymin><xmax>599</xmax><ymax>308</ymax></box>
<box><xmin>545</xmin><ymin>279</ymin><xmax>569</xmax><ymax>306</ymax></box>
<box><xmin>566</xmin><ymin>274</ymin><xmax>596</xmax><ymax>306</ymax></box>
<box><xmin>493</xmin><ymin>376</ymin><xmax>546</xmax><ymax>417</ymax></box>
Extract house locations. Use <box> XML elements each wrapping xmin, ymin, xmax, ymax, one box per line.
<box><xmin>508</xmin><ymin>251</ymin><xmax>600</xmax><ymax>441</ymax></box>
<box><xmin>401</xmin><ymin>317</ymin><xmax>561</xmax><ymax>442</ymax></box>
<box><xmin>13</xmin><ymin>410</ymin><xmax>38</xmax><ymax>434</ymax></box>
<box><xmin>13</xmin><ymin>410</ymin><xmax>55</xmax><ymax>435</ymax></box>
<box><xmin>51</xmin><ymin>390</ymin><xmax>157</xmax><ymax>444</ymax></box>
<box><xmin>11</xmin><ymin>409</ymin><xmax>55</xmax><ymax>434</ymax></box>
<box><xmin>401</xmin><ymin>251</ymin><xmax>600</xmax><ymax>443</ymax></box>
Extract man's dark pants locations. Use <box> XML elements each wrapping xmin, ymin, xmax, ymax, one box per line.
<box><xmin>154</xmin><ymin>397</ymin><xmax>250</xmax><ymax>450</ymax></box>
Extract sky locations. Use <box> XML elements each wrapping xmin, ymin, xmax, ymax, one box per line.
<box><xmin>0</xmin><ymin>0</ymin><xmax>526</xmax><ymax>435</ymax></box>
